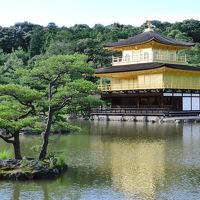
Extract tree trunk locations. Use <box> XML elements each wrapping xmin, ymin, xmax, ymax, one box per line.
<box><xmin>13</xmin><ymin>133</ymin><xmax>22</xmax><ymax>160</ymax></box>
<box><xmin>39</xmin><ymin>111</ymin><xmax>53</xmax><ymax>160</ymax></box>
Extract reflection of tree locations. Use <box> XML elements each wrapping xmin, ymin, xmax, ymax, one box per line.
<box><xmin>11</xmin><ymin>181</ymin><xmax>50</xmax><ymax>200</ymax></box>
<box><xmin>41</xmin><ymin>184</ymin><xmax>49</xmax><ymax>200</ymax></box>
<box><xmin>13</xmin><ymin>183</ymin><xmax>20</xmax><ymax>200</ymax></box>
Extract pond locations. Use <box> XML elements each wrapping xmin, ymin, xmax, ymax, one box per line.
<box><xmin>1</xmin><ymin>121</ymin><xmax>200</xmax><ymax>200</ymax></box>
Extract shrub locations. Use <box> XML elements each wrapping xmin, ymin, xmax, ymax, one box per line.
<box><xmin>30</xmin><ymin>145</ymin><xmax>41</xmax><ymax>153</ymax></box>
<box><xmin>56</xmin><ymin>154</ymin><xmax>66</xmax><ymax>169</ymax></box>
<box><xmin>0</xmin><ymin>150</ymin><xmax>11</xmax><ymax>160</ymax></box>
<box><xmin>20</xmin><ymin>158</ymin><xmax>30</xmax><ymax>167</ymax></box>
<box><xmin>47</xmin><ymin>152</ymin><xmax>66</xmax><ymax>169</ymax></box>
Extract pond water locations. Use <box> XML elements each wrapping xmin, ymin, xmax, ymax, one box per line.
<box><xmin>1</xmin><ymin>121</ymin><xmax>200</xmax><ymax>200</ymax></box>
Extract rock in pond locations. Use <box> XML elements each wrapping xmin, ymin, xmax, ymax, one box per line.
<box><xmin>0</xmin><ymin>158</ymin><xmax>67</xmax><ymax>180</ymax></box>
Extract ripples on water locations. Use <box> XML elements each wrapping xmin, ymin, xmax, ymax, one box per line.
<box><xmin>1</xmin><ymin>121</ymin><xmax>200</xmax><ymax>200</ymax></box>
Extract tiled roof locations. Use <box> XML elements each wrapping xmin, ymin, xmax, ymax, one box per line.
<box><xmin>95</xmin><ymin>63</ymin><xmax>200</xmax><ymax>74</ymax></box>
<box><xmin>104</xmin><ymin>31</ymin><xmax>195</xmax><ymax>48</ymax></box>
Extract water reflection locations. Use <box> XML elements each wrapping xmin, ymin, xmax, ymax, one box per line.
<box><xmin>1</xmin><ymin>121</ymin><xmax>200</xmax><ymax>200</ymax></box>
<box><xmin>87</xmin><ymin>122</ymin><xmax>182</xmax><ymax>200</ymax></box>
<box><xmin>88</xmin><ymin>121</ymin><xmax>183</xmax><ymax>139</ymax></box>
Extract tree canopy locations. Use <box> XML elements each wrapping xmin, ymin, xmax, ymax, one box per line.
<box><xmin>0</xmin><ymin>19</ymin><xmax>200</xmax><ymax>68</ymax></box>
<box><xmin>0</xmin><ymin>53</ymin><xmax>101</xmax><ymax>160</ymax></box>
<box><xmin>0</xmin><ymin>84</ymin><xmax>41</xmax><ymax>159</ymax></box>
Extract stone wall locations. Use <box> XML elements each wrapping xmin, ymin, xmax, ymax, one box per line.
<box><xmin>90</xmin><ymin>115</ymin><xmax>161</xmax><ymax>122</ymax></box>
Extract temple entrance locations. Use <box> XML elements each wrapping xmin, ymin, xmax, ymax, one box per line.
<box><xmin>102</xmin><ymin>92</ymin><xmax>200</xmax><ymax>112</ymax></box>
<box><xmin>172</xmin><ymin>97</ymin><xmax>182</xmax><ymax>111</ymax></box>
<box><xmin>109</xmin><ymin>95</ymin><xmax>164</xmax><ymax>108</ymax></box>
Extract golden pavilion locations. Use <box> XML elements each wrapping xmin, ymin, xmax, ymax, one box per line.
<box><xmin>94</xmin><ymin>23</ymin><xmax>200</xmax><ymax>116</ymax></box>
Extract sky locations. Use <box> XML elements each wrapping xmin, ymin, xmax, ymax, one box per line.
<box><xmin>0</xmin><ymin>0</ymin><xmax>200</xmax><ymax>27</ymax></box>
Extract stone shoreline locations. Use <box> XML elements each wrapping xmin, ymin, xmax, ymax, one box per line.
<box><xmin>90</xmin><ymin>115</ymin><xmax>200</xmax><ymax>123</ymax></box>
<box><xmin>0</xmin><ymin>158</ymin><xmax>67</xmax><ymax>180</ymax></box>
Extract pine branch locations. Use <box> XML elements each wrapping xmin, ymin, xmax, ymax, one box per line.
<box><xmin>18</xmin><ymin>104</ymin><xmax>36</xmax><ymax>119</ymax></box>
<box><xmin>11</xmin><ymin>95</ymin><xmax>27</xmax><ymax>106</ymax></box>
<box><xmin>0</xmin><ymin>134</ymin><xmax>14</xmax><ymax>144</ymax></box>
<box><xmin>51</xmin><ymin>96</ymin><xmax>71</xmax><ymax>112</ymax></box>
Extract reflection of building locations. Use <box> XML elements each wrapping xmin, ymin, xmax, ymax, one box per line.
<box><xmin>89</xmin><ymin>121</ymin><xmax>182</xmax><ymax>200</ymax></box>
<box><xmin>94</xmin><ymin>23</ymin><xmax>200</xmax><ymax>116</ymax></box>
<box><xmin>110</xmin><ymin>141</ymin><xmax>165</xmax><ymax>200</ymax></box>
<box><xmin>182</xmin><ymin>124</ymin><xmax>200</xmax><ymax>156</ymax></box>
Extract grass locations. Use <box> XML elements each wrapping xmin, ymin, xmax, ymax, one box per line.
<box><xmin>0</xmin><ymin>150</ymin><xmax>11</xmax><ymax>160</ymax></box>
<box><xmin>56</xmin><ymin>154</ymin><xmax>66</xmax><ymax>168</ymax></box>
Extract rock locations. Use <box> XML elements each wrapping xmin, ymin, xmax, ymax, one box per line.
<box><xmin>49</xmin><ymin>157</ymin><xmax>57</xmax><ymax>167</ymax></box>
<box><xmin>23</xmin><ymin>157</ymin><xmax>34</xmax><ymax>161</ymax></box>
<box><xmin>0</xmin><ymin>161</ymin><xmax>4</xmax><ymax>168</ymax></box>
<box><xmin>0</xmin><ymin>158</ymin><xmax>68</xmax><ymax>180</ymax></box>
<box><xmin>53</xmin><ymin>168</ymin><xmax>59</xmax><ymax>175</ymax></box>
<box><xmin>24</xmin><ymin>172</ymin><xmax>34</xmax><ymax>180</ymax></box>
<box><xmin>29</xmin><ymin>160</ymin><xmax>42</xmax><ymax>170</ymax></box>
<box><xmin>4</xmin><ymin>159</ymin><xmax>18</xmax><ymax>165</ymax></box>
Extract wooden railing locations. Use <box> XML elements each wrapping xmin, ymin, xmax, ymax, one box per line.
<box><xmin>112</xmin><ymin>53</ymin><xmax>187</xmax><ymax>66</ymax></box>
<box><xmin>90</xmin><ymin>108</ymin><xmax>200</xmax><ymax>117</ymax></box>
<box><xmin>91</xmin><ymin>107</ymin><xmax>170</xmax><ymax>116</ymax></box>
<box><xmin>98</xmin><ymin>83</ymin><xmax>164</xmax><ymax>91</ymax></box>
<box><xmin>98</xmin><ymin>82</ymin><xmax>200</xmax><ymax>91</ymax></box>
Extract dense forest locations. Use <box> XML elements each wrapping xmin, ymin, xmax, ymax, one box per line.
<box><xmin>0</xmin><ymin>19</ymin><xmax>200</xmax><ymax>72</ymax></box>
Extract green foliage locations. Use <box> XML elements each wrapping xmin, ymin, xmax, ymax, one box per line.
<box><xmin>0</xmin><ymin>48</ymin><xmax>30</xmax><ymax>84</ymax></box>
<box><xmin>0</xmin><ymin>84</ymin><xmax>41</xmax><ymax>133</ymax></box>
<box><xmin>0</xmin><ymin>150</ymin><xmax>11</xmax><ymax>160</ymax></box>
<box><xmin>26</xmin><ymin>54</ymin><xmax>98</xmax><ymax>131</ymax></box>
<box><xmin>52</xmin><ymin>117</ymin><xmax>81</xmax><ymax>133</ymax></box>
<box><xmin>30</xmin><ymin>145</ymin><xmax>41</xmax><ymax>153</ymax></box>
<box><xmin>0</xmin><ymin>54</ymin><xmax>23</xmax><ymax>84</ymax></box>
<box><xmin>0</xmin><ymin>84</ymin><xmax>41</xmax><ymax>104</ymax></box>
<box><xmin>31</xmin><ymin>121</ymin><xmax>45</xmax><ymax>134</ymax></box>
<box><xmin>29</xmin><ymin>28</ymin><xmax>45</xmax><ymax>57</ymax></box>
<box><xmin>68</xmin><ymin>95</ymin><xmax>103</xmax><ymax>117</ymax></box>
<box><xmin>47</xmin><ymin>152</ymin><xmax>66</xmax><ymax>169</ymax></box>
<box><xmin>56</xmin><ymin>154</ymin><xmax>66</xmax><ymax>169</ymax></box>
<box><xmin>45</xmin><ymin>29</ymin><xmax>74</xmax><ymax>56</ymax></box>
<box><xmin>0</xmin><ymin>49</ymin><xmax>7</xmax><ymax>65</ymax></box>
<box><xmin>0</xmin><ymin>19</ymin><xmax>200</xmax><ymax>68</ymax></box>
<box><xmin>68</xmin><ymin>79</ymin><xmax>97</xmax><ymax>95</ymax></box>
<box><xmin>0</xmin><ymin>22</ymin><xmax>40</xmax><ymax>53</ymax></box>
<box><xmin>167</xmin><ymin>29</ymin><xmax>192</xmax><ymax>42</ymax></box>
<box><xmin>186</xmin><ymin>44</ymin><xmax>200</xmax><ymax>65</ymax></box>
<box><xmin>20</xmin><ymin>158</ymin><xmax>30</xmax><ymax>167</ymax></box>
<box><xmin>10</xmin><ymin>47</ymin><xmax>30</xmax><ymax>65</ymax></box>
<box><xmin>178</xmin><ymin>19</ymin><xmax>200</xmax><ymax>42</ymax></box>
<box><xmin>29</xmin><ymin>54</ymin><xmax>93</xmax><ymax>84</ymax></box>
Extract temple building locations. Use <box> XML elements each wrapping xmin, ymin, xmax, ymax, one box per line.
<box><xmin>94</xmin><ymin>24</ymin><xmax>200</xmax><ymax>116</ymax></box>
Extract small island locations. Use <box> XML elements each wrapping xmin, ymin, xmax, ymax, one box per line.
<box><xmin>0</xmin><ymin>157</ymin><xmax>67</xmax><ymax>180</ymax></box>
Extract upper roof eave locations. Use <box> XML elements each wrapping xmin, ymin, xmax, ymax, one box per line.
<box><xmin>104</xmin><ymin>31</ymin><xmax>195</xmax><ymax>49</ymax></box>
<box><xmin>104</xmin><ymin>38</ymin><xmax>195</xmax><ymax>49</ymax></box>
<box><xmin>95</xmin><ymin>62</ymin><xmax>200</xmax><ymax>75</ymax></box>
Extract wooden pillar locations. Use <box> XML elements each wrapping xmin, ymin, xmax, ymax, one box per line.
<box><xmin>161</xmin><ymin>93</ymin><xmax>164</xmax><ymax>108</ymax></box>
<box><xmin>137</xmin><ymin>96</ymin><xmax>140</xmax><ymax>108</ymax></box>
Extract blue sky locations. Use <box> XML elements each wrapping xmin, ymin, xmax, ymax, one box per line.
<box><xmin>0</xmin><ymin>0</ymin><xmax>200</xmax><ymax>27</ymax></box>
